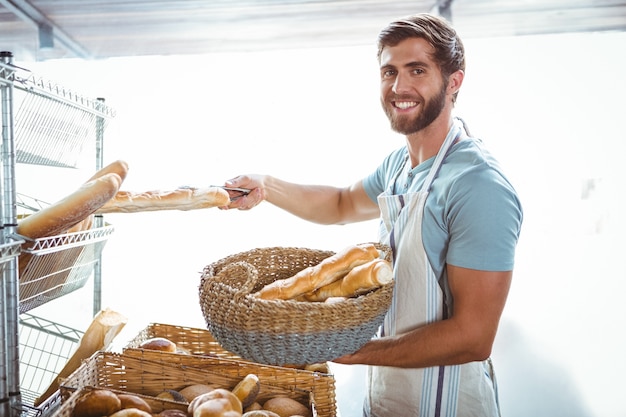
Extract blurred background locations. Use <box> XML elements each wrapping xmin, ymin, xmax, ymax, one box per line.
<box><xmin>3</xmin><ymin>1</ymin><xmax>625</xmax><ymax>416</ymax></box>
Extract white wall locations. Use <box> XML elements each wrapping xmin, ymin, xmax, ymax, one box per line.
<box><xmin>22</xmin><ymin>29</ymin><xmax>626</xmax><ymax>417</ymax></box>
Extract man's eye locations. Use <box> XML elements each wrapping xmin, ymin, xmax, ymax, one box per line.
<box><xmin>382</xmin><ymin>70</ymin><xmax>396</xmax><ymax>78</ymax></box>
<box><xmin>412</xmin><ymin>68</ymin><xmax>425</xmax><ymax>75</ymax></box>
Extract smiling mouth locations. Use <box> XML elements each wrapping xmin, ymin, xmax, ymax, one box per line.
<box><xmin>393</xmin><ymin>101</ymin><xmax>418</xmax><ymax>109</ymax></box>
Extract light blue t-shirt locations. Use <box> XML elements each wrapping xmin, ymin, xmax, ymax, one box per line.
<box><xmin>363</xmin><ymin>137</ymin><xmax>523</xmax><ymax>279</ymax></box>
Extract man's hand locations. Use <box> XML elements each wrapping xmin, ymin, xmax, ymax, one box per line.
<box><xmin>219</xmin><ymin>174</ymin><xmax>267</xmax><ymax>210</ymax></box>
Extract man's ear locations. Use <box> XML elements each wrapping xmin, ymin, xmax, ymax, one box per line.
<box><xmin>448</xmin><ymin>70</ymin><xmax>464</xmax><ymax>95</ymax></box>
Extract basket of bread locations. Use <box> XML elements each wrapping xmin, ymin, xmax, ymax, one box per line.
<box><xmin>198</xmin><ymin>242</ymin><xmax>394</xmax><ymax>366</ymax></box>
<box><xmin>58</xmin><ymin>351</ymin><xmax>317</xmax><ymax>417</ymax></box>
<box><xmin>123</xmin><ymin>324</ymin><xmax>338</xmax><ymax>417</ymax></box>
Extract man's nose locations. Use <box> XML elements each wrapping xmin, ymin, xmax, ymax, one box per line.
<box><xmin>392</xmin><ymin>73</ymin><xmax>411</xmax><ymax>94</ymax></box>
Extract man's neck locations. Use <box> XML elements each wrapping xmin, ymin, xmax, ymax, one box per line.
<box><xmin>405</xmin><ymin>115</ymin><xmax>455</xmax><ymax>168</ymax></box>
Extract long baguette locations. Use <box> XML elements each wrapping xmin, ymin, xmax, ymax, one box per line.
<box><xmin>302</xmin><ymin>258</ymin><xmax>393</xmax><ymax>301</ymax></box>
<box><xmin>95</xmin><ymin>186</ymin><xmax>230</xmax><ymax>213</ymax></box>
<box><xmin>17</xmin><ymin>173</ymin><xmax>122</xmax><ymax>239</ymax></box>
<box><xmin>255</xmin><ymin>243</ymin><xmax>381</xmax><ymax>300</ymax></box>
<box><xmin>86</xmin><ymin>159</ymin><xmax>129</xmax><ymax>183</ymax></box>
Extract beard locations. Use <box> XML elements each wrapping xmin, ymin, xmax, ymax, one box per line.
<box><xmin>382</xmin><ymin>83</ymin><xmax>447</xmax><ymax>135</ymax></box>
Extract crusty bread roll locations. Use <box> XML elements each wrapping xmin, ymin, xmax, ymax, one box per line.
<box><xmin>95</xmin><ymin>186</ymin><xmax>230</xmax><ymax>214</ymax></box>
<box><xmin>138</xmin><ymin>337</ymin><xmax>177</xmax><ymax>352</ymax></box>
<box><xmin>262</xmin><ymin>397</ymin><xmax>311</xmax><ymax>417</ymax></box>
<box><xmin>243</xmin><ymin>403</ymin><xmax>263</xmax><ymax>412</ymax></box>
<box><xmin>158</xmin><ymin>410</ymin><xmax>189</xmax><ymax>417</ymax></box>
<box><xmin>303</xmin><ymin>258</ymin><xmax>393</xmax><ymax>302</ymax></box>
<box><xmin>17</xmin><ymin>172</ymin><xmax>122</xmax><ymax>240</ymax></box>
<box><xmin>188</xmin><ymin>389</ymin><xmax>243</xmax><ymax>416</ymax></box>
<box><xmin>179</xmin><ymin>384</ymin><xmax>217</xmax><ymax>402</ymax></box>
<box><xmin>117</xmin><ymin>394</ymin><xmax>152</xmax><ymax>414</ymax></box>
<box><xmin>109</xmin><ymin>408</ymin><xmax>153</xmax><ymax>417</ymax></box>
<box><xmin>156</xmin><ymin>389</ymin><xmax>186</xmax><ymax>403</ymax></box>
<box><xmin>255</xmin><ymin>243</ymin><xmax>380</xmax><ymax>300</ymax></box>
<box><xmin>243</xmin><ymin>410</ymin><xmax>279</xmax><ymax>417</ymax></box>
<box><xmin>72</xmin><ymin>389</ymin><xmax>122</xmax><ymax>417</ymax></box>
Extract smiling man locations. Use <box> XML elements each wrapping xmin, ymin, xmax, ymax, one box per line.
<box><xmin>222</xmin><ymin>13</ymin><xmax>523</xmax><ymax>417</ymax></box>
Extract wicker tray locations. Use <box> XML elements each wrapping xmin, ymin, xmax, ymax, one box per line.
<box><xmin>124</xmin><ymin>322</ymin><xmax>242</xmax><ymax>359</ymax></box>
<box><xmin>59</xmin><ymin>351</ymin><xmax>317</xmax><ymax>416</ymax></box>
<box><xmin>199</xmin><ymin>244</ymin><xmax>394</xmax><ymax>366</ymax></box>
<box><xmin>123</xmin><ymin>322</ymin><xmax>336</xmax><ymax>416</ymax></box>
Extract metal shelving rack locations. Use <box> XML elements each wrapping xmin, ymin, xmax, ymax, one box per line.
<box><xmin>1</xmin><ymin>52</ymin><xmax>116</xmax><ymax>417</ymax></box>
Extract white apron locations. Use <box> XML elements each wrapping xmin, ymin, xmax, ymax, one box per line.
<box><xmin>365</xmin><ymin>120</ymin><xmax>501</xmax><ymax>417</ymax></box>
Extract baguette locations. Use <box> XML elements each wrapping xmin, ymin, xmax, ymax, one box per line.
<box><xmin>303</xmin><ymin>258</ymin><xmax>393</xmax><ymax>302</ymax></box>
<box><xmin>95</xmin><ymin>186</ymin><xmax>230</xmax><ymax>213</ymax></box>
<box><xmin>62</xmin><ymin>160</ymin><xmax>128</xmax><ymax>234</ymax></box>
<box><xmin>255</xmin><ymin>243</ymin><xmax>380</xmax><ymax>300</ymax></box>
<box><xmin>17</xmin><ymin>172</ymin><xmax>122</xmax><ymax>239</ymax></box>
<box><xmin>86</xmin><ymin>159</ymin><xmax>129</xmax><ymax>183</ymax></box>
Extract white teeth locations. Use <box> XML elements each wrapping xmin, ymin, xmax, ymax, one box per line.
<box><xmin>395</xmin><ymin>101</ymin><xmax>417</xmax><ymax>109</ymax></box>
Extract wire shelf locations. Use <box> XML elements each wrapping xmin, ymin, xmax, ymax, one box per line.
<box><xmin>0</xmin><ymin>239</ymin><xmax>23</xmax><ymax>265</ymax></box>
<box><xmin>18</xmin><ymin>313</ymin><xmax>84</xmax><ymax>417</ymax></box>
<box><xmin>2</xmin><ymin>55</ymin><xmax>116</xmax><ymax>417</ymax></box>
<box><xmin>17</xmin><ymin>225</ymin><xmax>114</xmax><ymax>314</ymax></box>
<box><xmin>3</xmin><ymin>60</ymin><xmax>115</xmax><ymax>168</ymax></box>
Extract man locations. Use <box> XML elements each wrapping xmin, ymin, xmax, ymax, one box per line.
<box><xmin>221</xmin><ymin>13</ymin><xmax>523</xmax><ymax>417</ymax></box>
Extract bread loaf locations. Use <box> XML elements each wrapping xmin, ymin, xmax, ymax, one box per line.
<box><xmin>95</xmin><ymin>186</ymin><xmax>230</xmax><ymax>214</ymax></box>
<box><xmin>231</xmin><ymin>374</ymin><xmax>260</xmax><ymax>409</ymax></box>
<box><xmin>303</xmin><ymin>258</ymin><xmax>393</xmax><ymax>301</ymax></box>
<box><xmin>64</xmin><ymin>214</ymin><xmax>94</xmax><ymax>234</ymax></box>
<box><xmin>255</xmin><ymin>243</ymin><xmax>380</xmax><ymax>300</ymax></box>
<box><xmin>17</xmin><ymin>172</ymin><xmax>122</xmax><ymax>240</ymax></box>
<box><xmin>59</xmin><ymin>160</ymin><xmax>128</xmax><ymax>235</ymax></box>
<box><xmin>87</xmin><ymin>159</ymin><xmax>129</xmax><ymax>182</ymax></box>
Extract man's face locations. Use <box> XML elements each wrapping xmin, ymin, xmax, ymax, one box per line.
<box><xmin>379</xmin><ymin>37</ymin><xmax>447</xmax><ymax>135</ymax></box>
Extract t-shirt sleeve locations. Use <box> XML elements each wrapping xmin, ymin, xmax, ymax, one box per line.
<box><xmin>445</xmin><ymin>169</ymin><xmax>523</xmax><ymax>272</ymax></box>
<box><xmin>362</xmin><ymin>147</ymin><xmax>407</xmax><ymax>203</ymax></box>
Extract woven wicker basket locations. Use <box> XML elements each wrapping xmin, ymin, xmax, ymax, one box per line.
<box><xmin>198</xmin><ymin>244</ymin><xmax>394</xmax><ymax>366</ymax></box>
<box><xmin>59</xmin><ymin>351</ymin><xmax>317</xmax><ymax>416</ymax></box>
<box><xmin>123</xmin><ymin>322</ymin><xmax>337</xmax><ymax>416</ymax></box>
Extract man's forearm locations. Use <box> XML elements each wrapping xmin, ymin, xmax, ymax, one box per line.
<box><xmin>333</xmin><ymin>319</ymin><xmax>492</xmax><ymax>369</ymax></box>
<box><xmin>264</xmin><ymin>176</ymin><xmax>355</xmax><ymax>225</ymax></box>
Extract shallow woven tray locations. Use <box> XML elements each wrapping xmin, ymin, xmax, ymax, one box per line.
<box><xmin>124</xmin><ymin>322</ymin><xmax>242</xmax><ymax>359</ymax></box>
<box><xmin>59</xmin><ymin>351</ymin><xmax>317</xmax><ymax>415</ymax></box>
<box><xmin>199</xmin><ymin>244</ymin><xmax>394</xmax><ymax>366</ymax></box>
<box><xmin>123</xmin><ymin>323</ymin><xmax>336</xmax><ymax>416</ymax></box>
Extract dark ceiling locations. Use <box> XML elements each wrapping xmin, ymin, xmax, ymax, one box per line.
<box><xmin>1</xmin><ymin>0</ymin><xmax>626</xmax><ymax>62</ymax></box>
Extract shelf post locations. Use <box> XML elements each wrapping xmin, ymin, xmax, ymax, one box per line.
<box><xmin>0</xmin><ymin>50</ymin><xmax>23</xmax><ymax>417</ymax></box>
<box><xmin>93</xmin><ymin>97</ymin><xmax>106</xmax><ymax>316</ymax></box>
